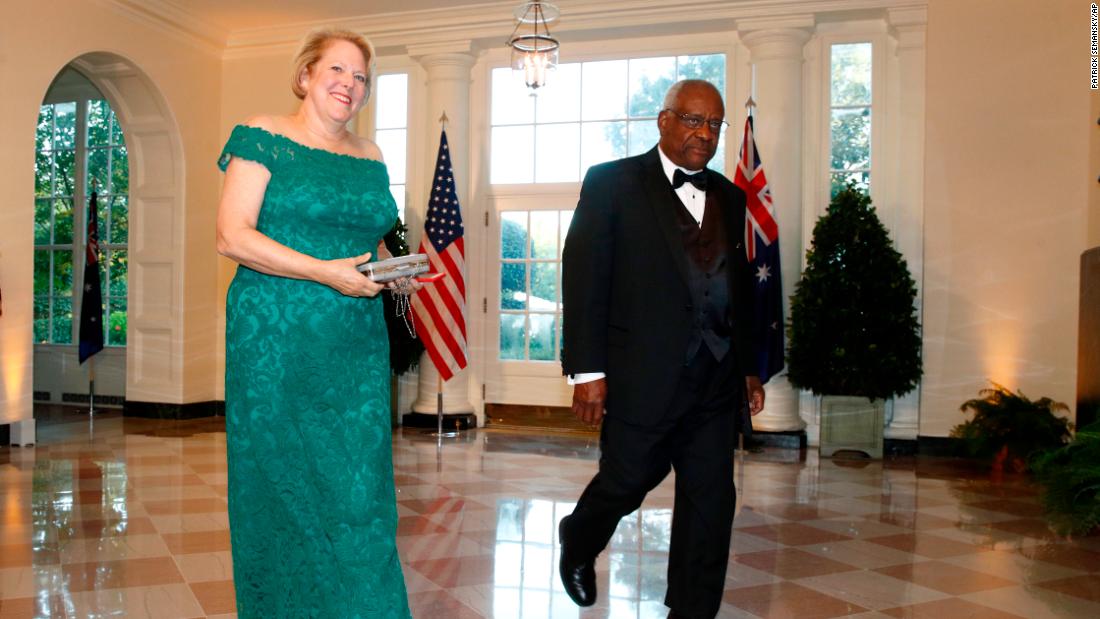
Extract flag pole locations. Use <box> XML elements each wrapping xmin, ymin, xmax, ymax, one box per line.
<box><xmin>429</xmin><ymin>371</ymin><xmax>458</xmax><ymax>439</ymax></box>
<box><xmin>88</xmin><ymin>357</ymin><xmax>96</xmax><ymax>416</ymax></box>
<box><xmin>87</xmin><ymin>177</ymin><xmax>99</xmax><ymax>418</ymax></box>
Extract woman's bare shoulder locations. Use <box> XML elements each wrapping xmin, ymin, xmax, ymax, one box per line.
<box><xmin>241</xmin><ymin>115</ymin><xmax>292</xmax><ymax>133</ymax></box>
<box><xmin>349</xmin><ymin>134</ymin><xmax>384</xmax><ymax>163</ymax></box>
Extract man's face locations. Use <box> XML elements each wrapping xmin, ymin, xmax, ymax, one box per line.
<box><xmin>657</xmin><ymin>85</ymin><xmax>725</xmax><ymax>170</ymax></box>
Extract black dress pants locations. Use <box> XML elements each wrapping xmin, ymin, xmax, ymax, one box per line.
<box><xmin>561</xmin><ymin>347</ymin><xmax>741</xmax><ymax>619</ymax></box>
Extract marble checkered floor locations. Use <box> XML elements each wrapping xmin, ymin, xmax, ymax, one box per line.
<box><xmin>2</xmin><ymin>411</ymin><xmax>1100</xmax><ymax>618</ymax></box>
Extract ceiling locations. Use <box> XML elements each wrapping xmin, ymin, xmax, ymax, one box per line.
<box><xmin>166</xmin><ymin>0</ymin><xmax>513</xmax><ymax>33</ymax></box>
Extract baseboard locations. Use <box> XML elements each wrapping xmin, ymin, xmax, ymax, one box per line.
<box><xmin>916</xmin><ymin>435</ymin><xmax>963</xmax><ymax>457</ymax></box>
<box><xmin>123</xmin><ymin>400</ymin><xmax>225</xmax><ymax>419</ymax></box>
<box><xmin>884</xmin><ymin>438</ymin><xmax>918</xmax><ymax>456</ymax></box>
<box><xmin>63</xmin><ymin>392</ymin><xmax>126</xmax><ymax>407</ymax></box>
<box><xmin>749</xmin><ymin>433</ymin><xmax>955</xmax><ymax>456</ymax></box>
<box><xmin>402</xmin><ymin>411</ymin><xmax>478</xmax><ymax>431</ymax></box>
<box><xmin>749</xmin><ymin>429</ymin><xmax>807</xmax><ymax>450</ymax></box>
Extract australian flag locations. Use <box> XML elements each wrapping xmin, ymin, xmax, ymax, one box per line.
<box><xmin>78</xmin><ymin>191</ymin><xmax>104</xmax><ymax>363</ymax></box>
<box><xmin>733</xmin><ymin>115</ymin><xmax>784</xmax><ymax>384</ymax></box>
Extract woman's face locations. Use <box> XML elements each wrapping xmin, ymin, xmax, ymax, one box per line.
<box><xmin>302</xmin><ymin>39</ymin><xmax>369</xmax><ymax>123</ymax></box>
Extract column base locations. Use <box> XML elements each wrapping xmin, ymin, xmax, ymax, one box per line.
<box><xmin>10</xmin><ymin>419</ymin><xmax>36</xmax><ymax>446</ymax></box>
<box><xmin>747</xmin><ymin>429</ymin><xmax>807</xmax><ymax>450</ymax></box>
<box><xmin>402</xmin><ymin>411</ymin><xmax>478</xmax><ymax>432</ymax></box>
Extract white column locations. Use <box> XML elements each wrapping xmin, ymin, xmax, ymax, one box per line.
<box><xmin>738</xmin><ymin>17</ymin><xmax>813</xmax><ymax>433</ymax></box>
<box><xmin>885</xmin><ymin>8</ymin><xmax>927</xmax><ymax>440</ymax></box>
<box><xmin>408</xmin><ymin>43</ymin><xmax>477</xmax><ymax>418</ymax></box>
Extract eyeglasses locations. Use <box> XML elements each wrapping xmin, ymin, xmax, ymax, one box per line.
<box><xmin>664</xmin><ymin>109</ymin><xmax>728</xmax><ymax>133</ymax></box>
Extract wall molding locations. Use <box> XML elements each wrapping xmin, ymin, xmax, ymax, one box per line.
<box><xmin>98</xmin><ymin>0</ymin><xmax>227</xmax><ymax>56</ymax></box>
<box><xmin>99</xmin><ymin>0</ymin><xmax>925</xmax><ymax>61</ymax></box>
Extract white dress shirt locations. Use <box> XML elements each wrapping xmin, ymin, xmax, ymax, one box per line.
<box><xmin>568</xmin><ymin>146</ymin><xmax>706</xmax><ymax>385</ymax></box>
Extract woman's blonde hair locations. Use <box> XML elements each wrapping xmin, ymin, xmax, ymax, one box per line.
<box><xmin>290</xmin><ymin>27</ymin><xmax>376</xmax><ymax>100</ymax></box>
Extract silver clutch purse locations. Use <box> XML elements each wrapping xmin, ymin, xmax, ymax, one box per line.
<box><xmin>356</xmin><ymin>253</ymin><xmax>430</xmax><ymax>282</ymax></box>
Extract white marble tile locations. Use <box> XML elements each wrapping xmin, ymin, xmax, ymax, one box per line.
<box><xmin>961</xmin><ymin>584</ymin><xmax>1100</xmax><ymax>619</ymax></box>
<box><xmin>798</xmin><ymin>570</ymin><xmax>950</xmax><ymax>610</ymax></box>
<box><xmin>174</xmin><ymin>551</ymin><xmax>234</xmax><ymax>583</ymax></box>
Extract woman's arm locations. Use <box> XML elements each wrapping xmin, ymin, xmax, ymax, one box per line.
<box><xmin>215</xmin><ymin>157</ymin><xmax>384</xmax><ymax>297</ymax></box>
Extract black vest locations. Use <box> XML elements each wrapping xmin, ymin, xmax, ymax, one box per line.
<box><xmin>671</xmin><ymin>189</ymin><xmax>733</xmax><ymax>362</ymax></box>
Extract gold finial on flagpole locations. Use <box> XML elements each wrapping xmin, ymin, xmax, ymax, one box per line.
<box><xmin>439</xmin><ymin>111</ymin><xmax>449</xmax><ymax>129</ymax></box>
<box><xmin>744</xmin><ymin>96</ymin><xmax>756</xmax><ymax>115</ymax></box>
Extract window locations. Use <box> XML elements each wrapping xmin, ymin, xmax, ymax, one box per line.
<box><xmin>499</xmin><ymin>210</ymin><xmax>572</xmax><ymax>362</ymax></box>
<box><xmin>491</xmin><ymin>54</ymin><xmax>726</xmax><ymax>364</ymax></box>
<box><xmin>829</xmin><ymin>43</ymin><xmax>872</xmax><ymax>196</ymax></box>
<box><xmin>34</xmin><ymin>103</ymin><xmax>77</xmax><ymax>344</ymax></box>
<box><xmin>373</xmin><ymin>73</ymin><xmax>408</xmax><ymax>221</ymax></box>
<box><xmin>87</xmin><ymin>100</ymin><xmax>129</xmax><ymax>346</ymax></box>
<box><xmin>490</xmin><ymin>54</ymin><xmax>727</xmax><ymax>185</ymax></box>
<box><xmin>33</xmin><ymin>98</ymin><xmax>128</xmax><ymax>345</ymax></box>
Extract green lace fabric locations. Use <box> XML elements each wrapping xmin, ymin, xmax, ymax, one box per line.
<box><xmin>219</xmin><ymin>125</ymin><xmax>410</xmax><ymax>618</ymax></box>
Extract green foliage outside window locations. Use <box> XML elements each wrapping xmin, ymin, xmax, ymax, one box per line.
<box><xmin>830</xmin><ymin>43</ymin><xmax>872</xmax><ymax>197</ymax></box>
<box><xmin>33</xmin><ymin>98</ymin><xmax>128</xmax><ymax>346</ymax></box>
<box><xmin>604</xmin><ymin>54</ymin><xmax>727</xmax><ymax>172</ymax></box>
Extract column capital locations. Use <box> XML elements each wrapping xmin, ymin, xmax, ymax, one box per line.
<box><xmin>888</xmin><ymin>7</ymin><xmax>927</xmax><ymax>50</ymax></box>
<box><xmin>887</xmin><ymin>7</ymin><xmax>928</xmax><ymax>28</ymax></box>
<box><xmin>738</xmin><ymin>16</ymin><xmax>814</xmax><ymax>61</ymax></box>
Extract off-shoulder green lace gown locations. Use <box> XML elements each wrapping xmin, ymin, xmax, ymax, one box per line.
<box><xmin>219</xmin><ymin>125</ymin><xmax>411</xmax><ymax>618</ymax></box>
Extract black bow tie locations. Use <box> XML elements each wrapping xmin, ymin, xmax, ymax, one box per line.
<box><xmin>672</xmin><ymin>169</ymin><xmax>707</xmax><ymax>191</ymax></box>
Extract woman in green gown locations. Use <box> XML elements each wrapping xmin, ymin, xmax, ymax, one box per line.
<box><xmin>215</xmin><ymin>28</ymin><xmax>412</xmax><ymax>618</ymax></box>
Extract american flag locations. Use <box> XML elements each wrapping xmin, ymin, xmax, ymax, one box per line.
<box><xmin>411</xmin><ymin>130</ymin><xmax>468</xmax><ymax>380</ymax></box>
<box><xmin>733</xmin><ymin>115</ymin><xmax>784</xmax><ymax>383</ymax></box>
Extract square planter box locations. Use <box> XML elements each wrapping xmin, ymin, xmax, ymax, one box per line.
<box><xmin>820</xmin><ymin>395</ymin><xmax>884</xmax><ymax>459</ymax></box>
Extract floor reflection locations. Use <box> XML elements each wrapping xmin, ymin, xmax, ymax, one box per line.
<box><xmin>1</xmin><ymin>409</ymin><xmax>1099</xmax><ymax>618</ymax></box>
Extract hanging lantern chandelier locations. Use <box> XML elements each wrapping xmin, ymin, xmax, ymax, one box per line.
<box><xmin>506</xmin><ymin>1</ymin><xmax>560</xmax><ymax>92</ymax></box>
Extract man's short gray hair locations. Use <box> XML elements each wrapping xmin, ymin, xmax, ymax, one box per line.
<box><xmin>662</xmin><ymin>79</ymin><xmax>723</xmax><ymax>110</ymax></box>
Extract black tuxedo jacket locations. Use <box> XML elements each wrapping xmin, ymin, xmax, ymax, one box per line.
<box><xmin>561</xmin><ymin>147</ymin><xmax>757</xmax><ymax>426</ymax></box>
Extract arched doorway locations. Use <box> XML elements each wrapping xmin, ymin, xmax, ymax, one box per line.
<box><xmin>30</xmin><ymin>51</ymin><xmax>184</xmax><ymax>426</ymax></box>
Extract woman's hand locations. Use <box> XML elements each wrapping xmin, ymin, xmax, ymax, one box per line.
<box><xmin>323</xmin><ymin>251</ymin><xmax>386</xmax><ymax>297</ymax></box>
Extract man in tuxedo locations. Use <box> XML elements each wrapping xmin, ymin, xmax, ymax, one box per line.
<box><xmin>558</xmin><ymin>79</ymin><xmax>765</xmax><ymax>619</ymax></box>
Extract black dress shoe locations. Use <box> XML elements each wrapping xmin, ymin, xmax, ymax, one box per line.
<box><xmin>558</xmin><ymin>517</ymin><xmax>596</xmax><ymax>607</ymax></box>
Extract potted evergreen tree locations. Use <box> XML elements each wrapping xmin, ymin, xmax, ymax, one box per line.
<box><xmin>382</xmin><ymin>219</ymin><xmax>424</xmax><ymax>427</ymax></box>
<box><xmin>787</xmin><ymin>183</ymin><xmax>922</xmax><ymax>457</ymax></box>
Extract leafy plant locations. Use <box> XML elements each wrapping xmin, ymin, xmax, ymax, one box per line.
<box><xmin>950</xmin><ymin>383</ymin><xmax>1072</xmax><ymax>469</ymax></box>
<box><xmin>381</xmin><ymin>219</ymin><xmax>423</xmax><ymax>376</ymax></box>
<box><xmin>786</xmin><ymin>183</ymin><xmax>922</xmax><ymax>399</ymax></box>
<box><xmin>1032</xmin><ymin>422</ymin><xmax>1100</xmax><ymax>536</ymax></box>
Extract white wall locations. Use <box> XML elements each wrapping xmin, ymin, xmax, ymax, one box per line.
<box><xmin>920</xmin><ymin>0</ymin><xmax>1090</xmax><ymax>436</ymax></box>
<box><xmin>0</xmin><ymin>0</ymin><xmax>223</xmax><ymax>425</ymax></box>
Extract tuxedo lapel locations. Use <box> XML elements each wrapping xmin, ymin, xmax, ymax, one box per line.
<box><xmin>640</xmin><ymin>147</ymin><xmax>692</xmax><ymax>287</ymax></box>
